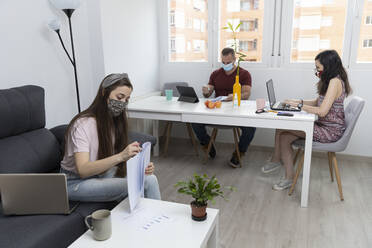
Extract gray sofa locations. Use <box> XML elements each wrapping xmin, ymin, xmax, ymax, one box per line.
<box><xmin>0</xmin><ymin>85</ymin><xmax>156</xmax><ymax>248</ymax></box>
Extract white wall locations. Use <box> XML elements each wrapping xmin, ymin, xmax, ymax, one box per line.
<box><xmin>0</xmin><ymin>0</ymin><xmax>96</xmax><ymax>128</ymax></box>
<box><xmin>99</xmin><ymin>0</ymin><xmax>160</xmax><ymax>97</ymax></box>
<box><xmin>160</xmin><ymin>65</ymin><xmax>372</xmax><ymax>157</ymax></box>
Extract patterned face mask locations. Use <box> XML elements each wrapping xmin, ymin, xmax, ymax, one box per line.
<box><xmin>108</xmin><ymin>99</ymin><xmax>128</xmax><ymax>117</ymax></box>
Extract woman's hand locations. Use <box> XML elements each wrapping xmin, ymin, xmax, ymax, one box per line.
<box><xmin>145</xmin><ymin>162</ymin><xmax>155</xmax><ymax>175</ymax></box>
<box><xmin>284</xmin><ymin>99</ymin><xmax>299</xmax><ymax>106</ymax></box>
<box><xmin>119</xmin><ymin>142</ymin><xmax>141</xmax><ymax>161</ymax></box>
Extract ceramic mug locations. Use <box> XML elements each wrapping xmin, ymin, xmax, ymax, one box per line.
<box><xmin>84</xmin><ymin>209</ymin><xmax>112</xmax><ymax>241</ymax></box>
<box><xmin>256</xmin><ymin>98</ymin><xmax>266</xmax><ymax>110</ymax></box>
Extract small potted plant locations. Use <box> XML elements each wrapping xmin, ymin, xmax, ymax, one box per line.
<box><xmin>175</xmin><ymin>173</ymin><xmax>235</xmax><ymax>221</ymax></box>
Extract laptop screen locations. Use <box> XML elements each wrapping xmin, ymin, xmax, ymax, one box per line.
<box><xmin>266</xmin><ymin>79</ymin><xmax>276</xmax><ymax>107</ymax></box>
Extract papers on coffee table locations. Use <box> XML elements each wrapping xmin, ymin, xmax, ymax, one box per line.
<box><xmin>126</xmin><ymin>142</ymin><xmax>151</xmax><ymax>212</ymax></box>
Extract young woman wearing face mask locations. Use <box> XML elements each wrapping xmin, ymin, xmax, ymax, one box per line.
<box><xmin>60</xmin><ymin>73</ymin><xmax>161</xmax><ymax>202</ymax></box>
<box><xmin>261</xmin><ymin>50</ymin><xmax>352</xmax><ymax>191</ymax></box>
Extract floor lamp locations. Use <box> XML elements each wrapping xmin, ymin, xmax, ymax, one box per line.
<box><xmin>49</xmin><ymin>0</ymin><xmax>82</xmax><ymax>113</ymax></box>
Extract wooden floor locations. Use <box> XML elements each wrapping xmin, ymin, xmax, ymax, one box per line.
<box><xmin>152</xmin><ymin>138</ymin><xmax>372</xmax><ymax>248</ymax></box>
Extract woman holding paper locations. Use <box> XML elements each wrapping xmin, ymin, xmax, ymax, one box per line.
<box><xmin>60</xmin><ymin>73</ymin><xmax>161</xmax><ymax>202</ymax></box>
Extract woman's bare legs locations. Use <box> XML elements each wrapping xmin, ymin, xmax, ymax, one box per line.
<box><xmin>271</xmin><ymin>129</ymin><xmax>285</xmax><ymax>163</ymax></box>
<box><xmin>278</xmin><ymin>130</ymin><xmax>305</xmax><ymax>179</ymax></box>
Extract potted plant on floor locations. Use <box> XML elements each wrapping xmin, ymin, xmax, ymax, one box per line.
<box><xmin>175</xmin><ymin>173</ymin><xmax>235</xmax><ymax>221</ymax></box>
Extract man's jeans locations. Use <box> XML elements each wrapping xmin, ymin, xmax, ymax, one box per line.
<box><xmin>60</xmin><ymin>167</ymin><xmax>161</xmax><ymax>202</ymax></box>
<box><xmin>191</xmin><ymin>123</ymin><xmax>256</xmax><ymax>153</ymax></box>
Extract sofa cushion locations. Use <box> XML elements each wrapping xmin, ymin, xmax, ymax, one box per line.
<box><xmin>0</xmin><ymin>85</ymin><xmax>45</xmax><ymax>139</ymax></box>
<box><xmin>0</xmin><ymin>128</ymin><xmax>60</xmax><ymax>173</ymax></box>
<box><xmin>0</xmin><ymin>201</ymin><xmax>118</xmax><ymax>248</ymax></box>
<box><xmin>0</xmin><ymin>208</ymin><xmax>83</xmax><ymax>248</ymax></box>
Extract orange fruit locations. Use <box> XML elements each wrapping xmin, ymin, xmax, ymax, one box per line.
<box><xmin>215</xmin><ymin>101</ymin><xmax>222</xmax><ymax>108</ymax></box>
<box><xmin>208</xmin><ymin>101</ymin><xmax>215</xmax><ymax>109</ymax></box>
<box><xmin>204</xmin><ymin>100</ymin><xmax>210</xmax><ymax>107</ymax></box>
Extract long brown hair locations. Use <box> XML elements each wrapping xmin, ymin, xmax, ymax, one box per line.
<box><xmin>315</xmin><ymin>50</ymin><xmax>352</xmax><ymax>96</ymax></box>
<box><xmin>65</xmin><ymin>74</ymin><xmax>133</xmax><ymax>177</ymax></box>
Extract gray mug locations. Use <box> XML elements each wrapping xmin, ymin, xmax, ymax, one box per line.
<box><xmin>84</xmin><ymin>209</ymin><xmax>112</xmax><ymax>241</ymax></box>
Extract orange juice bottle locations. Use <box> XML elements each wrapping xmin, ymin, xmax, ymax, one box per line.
<box><xmin>233</xmin><ymin>75</ymin><xmax>241</xmax><ymax>107</ymax></box>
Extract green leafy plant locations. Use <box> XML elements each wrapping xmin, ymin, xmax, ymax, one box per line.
<box><xmin>222</xmin><ymin>22</ymin><xmax>247</xmax><ymax>76</ymax></box>
<box><xmin>175</xmin><ymin>173</ymin><xmax>236</xmax><ymax>207</ymax></box>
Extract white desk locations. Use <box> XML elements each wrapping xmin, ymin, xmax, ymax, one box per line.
<box><xmin>69</xmin><ymin>198</ymin><xmax>219</xmax><ymax>248</ymax></box>
<box><xmin>128</xmin><ymin>96</ymin><xmax>316</xmax><ymax>207</ymax></box>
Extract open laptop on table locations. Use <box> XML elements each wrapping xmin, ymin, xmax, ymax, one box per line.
<box><xmin>0</xmin><ymin>174</ymin><xmax>78</xmax><ymax>215</ymax></box>
<box><xmin>266</xmin><ymin>79</ymin><xmax>301</xmax><ymax>112</ymax></box>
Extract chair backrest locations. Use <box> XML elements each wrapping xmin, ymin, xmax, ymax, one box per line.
<box><xmin>0</xmin><ymin>85</ymin><xmax>60</xmax><ymax>173</ymax></box>
<box><xmin>162</xmin><ymin>82</ymin><xmax>189</xmax><ymax>97</ymax></box>
<box><xmin>331</xmin><ymin>96</ymin><xmax>365</xmax><ymax>151</ymax></box>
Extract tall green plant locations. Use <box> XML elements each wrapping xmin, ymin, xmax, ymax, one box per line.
<box><xmin>222</xmin><ymin>22</ymin><xmax>247</xmax><ymax>76</ymax></box>
<box><xmin>175</xmin><ymin>173</ymin><xmax>235</xmax><ymax>206</ymax></box>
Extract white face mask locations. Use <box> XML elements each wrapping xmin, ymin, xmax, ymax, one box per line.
<box><xmin>107</xmin><ymin>99</ymin><xmax>127</xmax><ymax>117</ymax></box>
<box><xmin>222</xmin><ymin>62</ymin><xmax>234</xmax><ymax>71</ymax></box>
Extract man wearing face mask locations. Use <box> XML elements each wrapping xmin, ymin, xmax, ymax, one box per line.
<box><xmin>192</xmin><ymin>48</ymin><xmax>256</xmax><ymax>168</ymax></box>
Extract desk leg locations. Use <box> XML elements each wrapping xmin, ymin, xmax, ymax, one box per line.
<box><xmin>206</xmin><ymin>214</ymin><xmax>219</xmax><ymax>248</ymax></box>
<box><xmin>153</xmin><ymin>120</ymin><xmax>159</xmax><ymax>157</ymax></box>
<box><xmin>301</xmin><ymin>125</ymin><xmax>314</xmax><ymax>208</ymax></box>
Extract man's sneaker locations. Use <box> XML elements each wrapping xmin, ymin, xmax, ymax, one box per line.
<box><xmin>202</xmin><ymin>144</ymin><xmax>216</xmax><ymax>159</ymax></box>
<box><xmin>272</xmin><ymin>177</ymin><xmax>293</xmax><ymax>191</ymax></box>
<box><xmin>261</xmin><ymin>161</ymin><xmax>282</xmax><ymax>174</ymax></box>
<box><xmin>229</xmin><ymin>151</ymin><xmax>245</xmax><ymax>168</ymax></box>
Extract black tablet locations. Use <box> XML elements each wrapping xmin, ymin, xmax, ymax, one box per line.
<box><xmin>176</xmin><ymin>86</ymin><xmax>199</xmax><ymax>103</ymax></box>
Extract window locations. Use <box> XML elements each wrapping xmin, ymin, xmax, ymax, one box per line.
<box><xmin>356</xmin><ymin>0</ymin><xmax>372</xmax><ymax>62</ymax></box>
<box><xmin>240</xmin><ymin>19</ymin><xmax>258</xmax><ymax>32</ymax></box>
<box><xmin>168</xmin><ymin>0</ymin><xmax>208</xmax><ymax>62</ymax></box>
<box><xmin>239</xmin><ymin>40</ymin><xmax>248</xmax><ymax>51</ymax></box>
<box><xmin>290</xmin><ymin>0</ymin><xmax>347</xmax><ymax>62</ymax></box>
<box><xmin>366</xmin><ymin>16</ymin><xmax>372</xmax><ymax>25</ymax></box>
<box><xmin>170</xmin><ymin>11</ymin><xmax>175</xmax><ymax>26</ymax></box>
<box><xmin>362</xmin><ymin>39</ymin><xmax>372</xmax><ymax>48</ymax></box>
<box><xmin>220</xmin><ymin>0</ymin><xmax>264</xmax><ymax>62</ymax></box>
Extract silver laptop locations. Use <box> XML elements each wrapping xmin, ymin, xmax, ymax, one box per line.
<box><xmin>0</xmin><ymin>173</ymin><xmax>78</xmax><ymax>215</ymax></box>
<box><xmin>266</xmin><ymin>79</ymin><xmax>301</xmax><ymax>112</ymax></box>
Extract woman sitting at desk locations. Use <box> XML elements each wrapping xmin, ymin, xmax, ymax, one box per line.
<box><xmin>262</xmin><ymin>50</ymin><xmax>352</xmax><ymax>191</ymax></box>
<box><xmin>60</xmin><ymin>73</ymin><xmax>161</xmax><ymax>202</ymax></box>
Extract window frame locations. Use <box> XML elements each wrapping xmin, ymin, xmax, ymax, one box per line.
<box><xmin>349</xmin><ymin>0</ymin><xmax>372</xmax><ymax>68</ymax></box>
<box><xmin>159</xmin><ymin>0</ymin><xmax>372</xmax><ymax>70</ymax></box>
<box><xmin>280</xmin><ymin>0</ymin><xmax>355</xmax><ymax>69</ymax></box>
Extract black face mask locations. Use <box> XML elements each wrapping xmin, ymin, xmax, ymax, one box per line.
<box><xmin>108</xmin><ymin>99</ymin><xmax>127</xmax><ymax>117</ymax></box>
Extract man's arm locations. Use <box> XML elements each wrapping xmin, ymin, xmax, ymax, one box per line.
<box><xmin>241</xmin><ymin>85</ymin><xmax>251</xmax><ymax>100</ymax></box>
<box><xmin>202</xmin><ymin>85</ymin><xmax>214</xmax><ymax>98</ymax></box>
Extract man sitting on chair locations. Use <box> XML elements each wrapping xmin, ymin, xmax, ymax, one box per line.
<box><xmin>192</xmin><ymin>47</ymin><xmax>256</xmax><ymax>168</ymax></box>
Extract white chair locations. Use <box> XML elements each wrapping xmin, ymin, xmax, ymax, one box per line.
<box><xmin>289</xmin><ymin>96</ymin><xmax>365</xmax><ymax>201</ymax></box>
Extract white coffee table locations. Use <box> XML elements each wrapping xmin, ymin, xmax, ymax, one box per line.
<box><xmin>69</xmin><ymin>198</ymin><xmax>219</xmax><ymax>248</ymax></box>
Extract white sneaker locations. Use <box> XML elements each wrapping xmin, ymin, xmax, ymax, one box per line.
<box><xmin>272</xmin><ymin>177</ymin><xmax>293</xmax><ymax>191</ymax></box>
<box><xmin>262</xmin><ymin>161</ymin><xmax>282</xmax><ymax>174</ymax></box>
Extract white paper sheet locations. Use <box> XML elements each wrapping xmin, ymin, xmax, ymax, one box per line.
<box><xmin>126</xmin><ymin>142</ymin><xmax>151</xmax><ymax>212</ymax></box>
